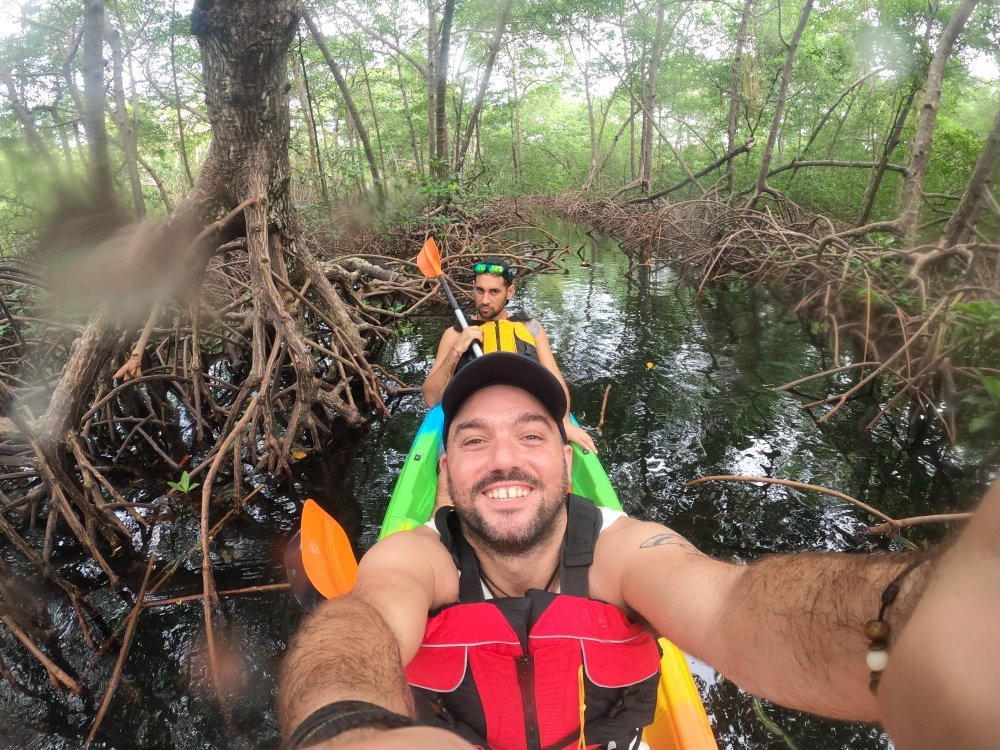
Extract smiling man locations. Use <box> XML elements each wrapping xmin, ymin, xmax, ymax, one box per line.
<box><xmin>421</xmin><ymin>257</ymin><xmax>597</xmax><ymax>453</ymax></box>
<box><xmin>279</xmin><ymin>353</ymin><xmax>1000</xmax><ymax>750</ymax></box>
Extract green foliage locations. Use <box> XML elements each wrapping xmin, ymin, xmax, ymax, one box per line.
<box><xmin>948</xmin><ymin>300</ymin><xmax>1000</xmax><ymax>362</ymax></box>
<box><xmin>924</xmin><ymin>117</ymin><xmax>981</xmax><ymax>195</ymax></box>
<box><xmin>962</xmin><ymin>372</ymin><xmax>1000</xmax><ymax>435</ymax></box>
<box><xmin>0</xmin><ymin>0</ymin><xmax>996</xmax><ymax>240</ymax></box>
<box><xmin>946</xmin><ymin>301</ymin><xmax>1000</xmax><ymax>436</ymax></box>
<box><xmin>166</xmin><ymin>471</ymin><xmax>199</xmax><ymax>495</ymax></box>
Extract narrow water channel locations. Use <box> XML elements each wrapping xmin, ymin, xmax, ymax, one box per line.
<box><xmin>2</xmin><ymin>219</ymin><xmax>987</xmax><ymax>749</ymax></box>
<box><xmin>352</xmin><ymin>218</ymin><xmax>985</xmax><ymax>749</ymax></box>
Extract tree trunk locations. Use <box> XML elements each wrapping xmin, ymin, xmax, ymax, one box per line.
<box><xmin>571</xmin><ymin>36</ymin><xmax>599</xmax><ymax>190</ymax></box>
<box><xmin>858</xmin><ymin>0</ymin><xmax>940</xmax><ymax>222</ymax></box>
<box><xmin>433</xmin><ymin>0</ymin><xmax>456</xmax><ymax>179</ymax></box>
<box><xmin>726</xmin><ymin>0</ymin><xmax>755</xmax><ymax>191</ymax></box>
<box><xmin>137</xmin><ymin>152</ymin><xmax>174</xmax><ymax>212</ymax></box>
<box><xmin>302</xmin><ymin>8</ymin><xmax>384</xmax><ymax>201</ymax></box>
<box><xmin>395</xmin><ymin>54</ymin><xmax>423</xmax><ymax>173</ymax></box>
<box><xmin>426</xmin><ymin>0</ymin><xmax>438</xmax><ymax>168</ymax></box>
<box><xmin>82</xmin><ymin>0</ymin><xmax>114</xmax><ymax>206</ymax></box>
<box><xmin>452</xmin><ymin>75</ymin><xmax>465</xmax><ymax>167</ymax></box>
<box><xmin>750</xmin><ymin>0</ymin><xmax>814</xmax><ymax>205</ymax></box>
<box><xmin>897</xmin><ymin>0</ymin><xmax>980</xmax><ymax>245</ymax></box>
<box><xmin>588</xmin><ymin>107</ymin><xmax>639</xmax><ymax>191</ymax></box>
<box><xmin>455</xmin><ymin>0</ymin><xmax>515</xmax><ymax>174</ymax></box>
<box><xmin>292</xmin><ymin>36</ymin><xmax>330</xmax><ymax>208</ymax></box>
<box><xmin>858</xmin><ymin>86</ymin><xmax>917</xmax><ymax>224</ymax></box>
<box><xmin>940</xmin><ymin>105</ymin><xmax>1000</xmax><ymax>248</ymax></box>
<box><xmin>55</xmin><ymin>27</ymin><xmax>87</xmax><ymax>167</ymax></box>
<box><xmin>1</xmin><ymin>66</ymin><xmax>58</xmax><ymax>171</ymax></box>
<box><xmin>108</xmin><ymin>22</ymin><xmax>146</xmax><ymax>217</ymax></box>
<box><xmin>823</xmin><ymin>93</ymin><xmax>856</xmax><ymax>159</ymax></box>
<box><xmin>172</xmin><ymin>0</ymin><xmax>194</xmax><ymax>188</ymax></box>
<box><xmin>509</xmin><ymin>50</ymin><xmax>523</xmax><ymax>182</ymax></box>
<box><xmin>358</xmin><ymin>53</ymin><xmax>386</xmax><ymax>176</ymax></box>
<box><xmin>638</xmin><ymin>0</ymin><xmax>667</xmax><ymax>195</ymax></box>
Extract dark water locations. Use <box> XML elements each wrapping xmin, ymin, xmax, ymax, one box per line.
<box><xmin>351</xmin><ymin>219</ymin><xmax>990</xmax><ymax>749</ymax></box>
<box><xmin>1</xmin><ymin>219</ymin><xmax>991</xmax><ymax>749</ymax></box>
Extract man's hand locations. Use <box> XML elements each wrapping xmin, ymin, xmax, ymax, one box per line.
<box><xmin>453</xmin><ymin>325</ymin><xmax>483</xmax><ymax>355</ymax></box>
<box><xmin>565</xmin><ymin>420</ymin><xmax>598</xmax><ymax>454</ymax></box>
<box><xmin>423</xmin><ymin>326</ymin><xmax>483</xmax><ymax>407</ymax></box>
<box><xmin>878</xmin><ymin>479</ymin><xmax>1000</xmax><ymax>750</ymax></box>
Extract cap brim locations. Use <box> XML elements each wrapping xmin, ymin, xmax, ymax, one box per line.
<box><xmin>441</xmin><ymin>353</ymin><xmax>567</xmax><ymax>442</ymax></box>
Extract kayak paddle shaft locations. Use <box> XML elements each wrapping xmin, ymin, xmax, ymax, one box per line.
<box><xmin>438</xmin><ymin>274</ymin><xmax>484</xmax><ymax>358</ymax></box>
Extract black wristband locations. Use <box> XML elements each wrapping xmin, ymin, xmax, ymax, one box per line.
<box><xmin>285</xmin><ymin>700</ymin><xmax>417</xmax><ymax>749</ymax></box>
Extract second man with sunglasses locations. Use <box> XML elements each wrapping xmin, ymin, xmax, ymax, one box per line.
<box><xmin>421</xmin><ymin>258</ymin><xmax>598</xmax><ymax>453</ymax></box>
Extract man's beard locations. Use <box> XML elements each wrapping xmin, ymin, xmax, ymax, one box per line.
<box><xmin>478</xmin><ymin>297</ymin><xmax>507</xmax><ymax>321</ymax></box>
<box><xmin>448</xmin><ymin>465</ymin><xmax>569</xmax><ymax>557</ymax></box>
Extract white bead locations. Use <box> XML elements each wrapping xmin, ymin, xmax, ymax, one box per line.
<box><xmin>866</xmin><ymin>649</ymin><xmax>889</xmax><ymax>672</ymax></box>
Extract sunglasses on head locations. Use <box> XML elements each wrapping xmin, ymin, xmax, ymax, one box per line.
<box><xmin>473</xmin><ymin>262</ymin><xmax>514</xmax><ymax>277</ymax></box>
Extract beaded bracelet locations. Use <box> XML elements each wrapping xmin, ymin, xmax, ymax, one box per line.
<box><xmin>864</xmin><ymin>557</ymin><xmax>928</xmax><ymax>693</ymax></box>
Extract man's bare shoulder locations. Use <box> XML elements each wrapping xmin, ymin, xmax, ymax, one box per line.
<box><xmin>360</xmin><ymin>525</ymin><xmax>447</xmax><ymax>568</ymax></box>
<box><xmin>598</xmin><ymin>515</ymin><xmax>700</xmax><ymax>553</ymax></box>
<box><xmin>358</xmin><ymin>526</ymin><xmax>458</xmax><ymax>606</ymax></box>
<box><xmin>434</xmin><ymin>325</ymin><xmax>460</xmax><ymax>348</ymax></box>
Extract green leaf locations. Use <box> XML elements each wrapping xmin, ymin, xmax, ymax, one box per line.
<box><xmin>981</xmin><ymin>376</ymin><xmax>1000</xmax><ymax>406</ymax></box>
<box><xmin>969</xmin><ymin>413</ymin><xmax>996</xmax><ymax>434</ymax></box>
<box><xmin>167</xmin><ymin>470</ymin><xmax>199</xmax><ymax>494</ymax></box>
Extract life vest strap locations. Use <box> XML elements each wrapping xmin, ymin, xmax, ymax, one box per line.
<box><xmin>434</xmin><ymin>496</ymin><xmax>600</xmax><ymax>599</ymax></box>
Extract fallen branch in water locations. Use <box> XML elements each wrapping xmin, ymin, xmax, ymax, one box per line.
<box><xmin>775</xmin><ymin>361</ymin><xmax>880</xmax><ymax>391</ymax></box>
<box><xmin>685</xmin><ymin>474</ymin><xmax>971</xmax><ymax>539</ymax></box>
<box><xmin>142</xmin><ymin>582</ymin><xmax>291</xmax><ymax>608</ymax></box>
<box><xmin>868</xmin><ymin>512</ymin><xmax>971</xmax><ymax>535</ymax></box>
<box><xmin>0</xmin><ymin>612</ymin><xmax>81</xmax><ymax>694</ymax></box>
<box><xmin>598</xmin><ymin>384</ymin><xmax>612</xmax><ymax>434</ymax></box>
<box><xmin>684</xmin><ymin>474</ymin><xmax>896</xmax><ymax>523</ymax></box>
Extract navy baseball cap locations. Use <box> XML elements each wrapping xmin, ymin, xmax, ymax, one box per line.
<box><xmin>441</xmin><ymin>353</ymin><xmax>568</xmax><ymax>445</ymax></box>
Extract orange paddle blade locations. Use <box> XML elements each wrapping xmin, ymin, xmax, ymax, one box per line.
<box><xmin>300</xmin><ymin>499</ymin><xmax>358</xmax><ymax>599</ymax></box>
<box><xmin>416</xmin><ymin>237</ymin><xmax>443</xmax><ymax>278</ymax></box>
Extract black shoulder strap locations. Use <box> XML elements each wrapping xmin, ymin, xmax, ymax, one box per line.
<box><xmin>559</xmin><ymin>495</ymin><xmax>601</xmax><ymax>597</ymax></box>
<box><xmin>434</xmin><ymin>507</ymin><xmax>486</xmax><ymax>603</ymax></box>
<box><xmin>437</xmin><ymin>499</ymin><xmax>600</xmax><ymax>601</ymax></box>
<box><xmin>433</xmin><ymin>506</ymin><xmax>458</xmax><ymax>563</ymax></box>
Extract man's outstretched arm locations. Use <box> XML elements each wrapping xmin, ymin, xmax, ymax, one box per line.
<box><xmin>278</xmin><ymin>593</ymin><xmax>471</xmax><ymax>749</ymax></box>
<box><xmin>616</xmin><ymin>520</ymin><xmax>928</xmax><ymax>721</ymax></box>
<box><xmin>278</xmin><ymin>593</ymin><xmax>415</xmax><ymax>733</ymax></box>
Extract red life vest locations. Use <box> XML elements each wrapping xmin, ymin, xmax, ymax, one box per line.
<box><xmin>405</xmin><ymin>497</ymin><xmax>661</xmax><ymax>750</ymax></box>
